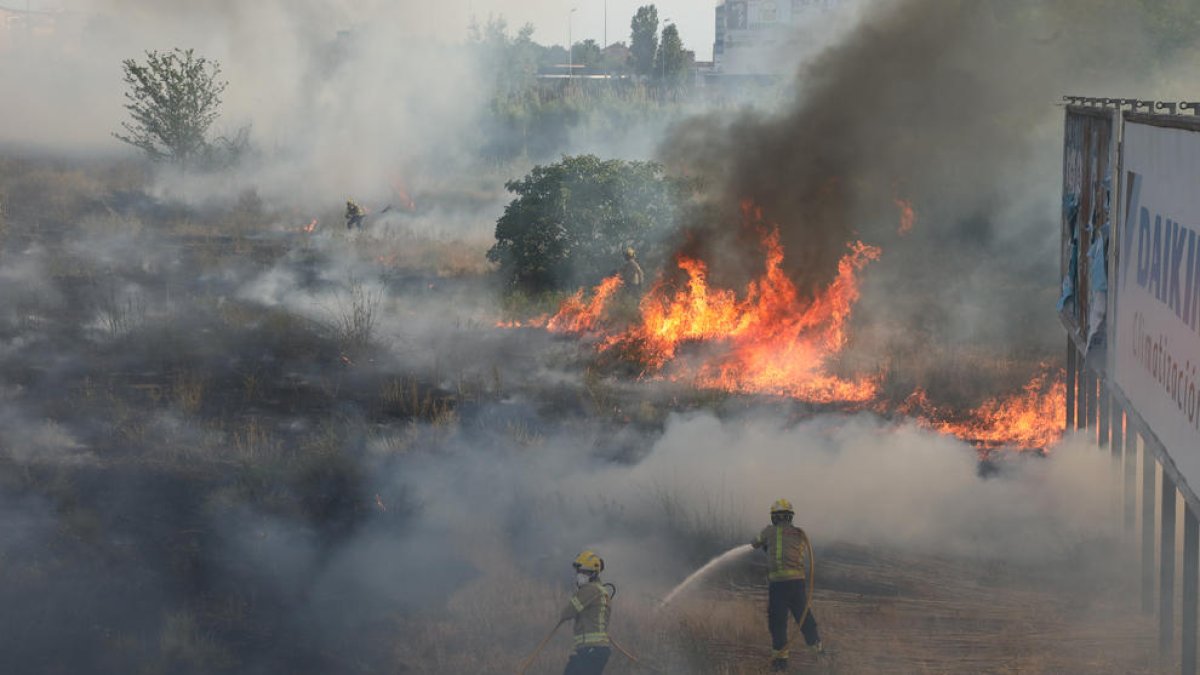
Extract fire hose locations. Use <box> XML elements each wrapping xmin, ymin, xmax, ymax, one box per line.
<box><xmin>517</xmin><ymin>623</ymin><xmax>645</xmax><ymax>674</ymax></box>
<box><xmin>518</xmin><ymin>583</ymin><xmax>646</xmax><ymax>674</ymax></box>
<box><xmin>517</xmin><ymin>620</ymin><xmax>563</xmax><ymax>675</ymax></box>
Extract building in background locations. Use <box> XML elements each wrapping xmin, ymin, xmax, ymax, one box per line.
<box><xmin>712</xmin><ymin>0</ymin><xmax>841</xmax><ymax>78</ymax></box>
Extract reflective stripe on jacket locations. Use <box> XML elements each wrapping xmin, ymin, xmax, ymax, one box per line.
<box><xmin>752</xmin><ymin>524</ymin><xmax>808</xmax><ymax>581</ymax></box>
<box><xmin>560</xmin><ymin>582</ymin><xmax>611</xmax><ymax>648</ymax></box>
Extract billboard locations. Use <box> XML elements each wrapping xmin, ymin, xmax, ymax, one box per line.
<box><xmin>1114</xmin><ymin>119</ymin><xmax>1200</xmax><ymax>487</ymax></box>
<box><xmin>1060</xmin><ymin>107</ymin><xmax>1116</xmax><ymax>351</ymax></box>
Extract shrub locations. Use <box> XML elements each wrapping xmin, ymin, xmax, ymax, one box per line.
<box><xmin>487</xmin><ymin>154</ymin><xmax>681</xmax><ymax>292</ymax></box>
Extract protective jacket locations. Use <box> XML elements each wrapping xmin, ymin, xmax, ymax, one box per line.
<box><xmin>345</xmin><ymin>202</ymin><xmax>365</xmax><ymax>218</ymax></box>
<box><xmin>752</xmin><ymin>523</ymin><xmax>809</xmax><ymax>582</ymax></box>
<box><xmin>560</xmin><ymin>581</ymin><xmax>611</xmax><ymax>648</ymax></box>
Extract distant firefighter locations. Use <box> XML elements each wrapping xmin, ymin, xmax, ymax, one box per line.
<box><xmin>560</xmin><ymin>550</ymin><xmax>613</xmax><ymax>675</ymax></box>
<box><xmin>753</xmin><ymin>498</ymin><xmax>822</xmax><ymax>671</ymax></box>
<box><xmin>619</xmin><ymin>247</ymin><xmax>644</xmax><ymax>291</ymax></box>
<box><xmin>345</xmin><ymin>199</ymin><xmax>366</xmax><ymax>229</ymax></box>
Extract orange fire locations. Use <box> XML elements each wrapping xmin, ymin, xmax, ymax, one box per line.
<box><xmin>497</xmin><ymin>207</ymin><xmax>1068</xmax><ymax>451</ymax></box>
<box><xmin>599</xmin><ymin>230</ymin><xmax>882</xmax><ymax>402</ymax></box>
<box><xmin>300</xmin><ymin>218</ymin><xmax>318</xmax><ymax>233</ymax></box>
<box><xmin>547</xmin><ymin>275</ymin><xmax>624</xmax><ymax>333</ymax></box>
<box><xmin>903</xmin><ymin>366</ymin><xmax>1068</xmax><ymax>452</ymax></box>
<box><xmin>392</xmin><ymin>175</ymin><xmax>416</xmax><ymax>211</ymax></box>
<box><xmin>894</xmin><ymin>198</ymin><xmax>915</xmax><ymax>236</ymax></box>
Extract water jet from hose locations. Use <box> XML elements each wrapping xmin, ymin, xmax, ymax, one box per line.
<box><xmin>659</xmin><ymin>544</ymin><xmax>754</xmax><ymax>608</ymax></box>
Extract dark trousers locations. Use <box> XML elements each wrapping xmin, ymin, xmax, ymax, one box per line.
<box><xmin>346</xmin><ymin>215</ymin><xmax>364</xmax><ymax>229</ymax></box>
<box><xmin>563</xmin><ymin>646</ymin><xmax>610</xmax><ymax>675</ymax></box>
<box><xmin>768</xmin><ymin>579</ymin><xmax>820</xmax><ymax>653</ymax></box>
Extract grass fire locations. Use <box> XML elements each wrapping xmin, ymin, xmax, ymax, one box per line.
<box><xmin>0</xmin><ymin>1</ymin><xmax>1193</xmax><ymax>674</ymax></box>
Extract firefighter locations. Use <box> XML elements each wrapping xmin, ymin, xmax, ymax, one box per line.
<box><xmin>752</xmin><ymin>498</ymin><xmax>822</xmax><ymax>672</ymax></box>
<box><xmin>345</xmin><ymin>199</ymin><xmax>366</xmax><ymax>229</ymax></box>
<box><xmin>559</xmin><ymin>550</ymin><xmax>612</xmax><ymax>675</ymax></box>
<box><xmin>619</xmin><ymin>247</ymin><xmax>644</xmax><ymax>291</ymax></box>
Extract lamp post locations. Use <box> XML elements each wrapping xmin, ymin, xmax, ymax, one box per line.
<box><xmin>568</xmin><ymin>7</ymin><xmax>578</xmax><ymax>84</ymax></box>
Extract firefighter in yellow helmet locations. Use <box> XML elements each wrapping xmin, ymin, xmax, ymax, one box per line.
<box><xmin>558</xmin><ymin>550</ymin><xmax>613</xmax><ymax>675</ymax></box>
<box><xmin>752</xmin><ymin>498</ymin><xmax>822</xmax><ymax>671</ymax></box>
<box><xmin>345</xmin><ymin>199</ymin><xmax>366</xmax><ymax>229</ymax></box>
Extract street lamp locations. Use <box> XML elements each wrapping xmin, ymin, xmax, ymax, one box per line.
<box><xmin>568</xmin><ymin>7</ymin><xmax>578</xmax><ymax>84</ymax></box>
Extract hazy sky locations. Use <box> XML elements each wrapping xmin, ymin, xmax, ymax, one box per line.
<box><xmin>462</xmin><ymin>0</ymin><xmax>719</xmax><ymax>59</ymax></box>
<box><xmin>19</xmin><ymin>0</ymin><xmax>721</xmax><ymax>60</ymax></box>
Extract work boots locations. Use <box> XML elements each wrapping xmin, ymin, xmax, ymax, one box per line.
<box><xmin>770</xmin><ymin>657</ymin><xmax>788</xmax><ymax>672</ymax></box>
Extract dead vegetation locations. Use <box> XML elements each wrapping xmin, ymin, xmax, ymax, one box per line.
<box><xmin>0</xmin><ymin>150</ymin><xmax>1165</xmax><ymax>674</ymax></box>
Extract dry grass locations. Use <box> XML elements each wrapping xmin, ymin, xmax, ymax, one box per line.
<box><xmin>384</xmin><ymin>543</ymin><xmax>1166</xmax><ymax>675</ymax></box>
<box><xmin>171</xmin><ymin>371</ymin><xmax>207</xmax><ymax>414</ymax></box>
<box><xmin>324</xmin><ymin>278</ymin><xmax>385</xmax><ymax>352</ymax></box>
<box><xmin>351</xmin><ymin>227</ymin><xmax>495</xmax><ymax>278</ymax></box>
<box><xmin>378</xmin><ymin>377</ymin><xmax>456</xmax><ymax>422</ymax></box>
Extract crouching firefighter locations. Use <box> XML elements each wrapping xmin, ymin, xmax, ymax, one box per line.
<box><xmin>560</xmin><ymin>550</ymin><xmax>613</xmax><ymax>675</ymax></box>
<box><xmin>753</xmin><ymin>498</ymin><xmax>822</xmax><ymax>672</ymax></box>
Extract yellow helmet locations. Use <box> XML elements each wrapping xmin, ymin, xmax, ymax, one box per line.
<box><xmin>573</xmin><ymin>549</ymin><xmax>604</xmax><ymax>574</ymax></box>
<box><xmin>624</xmin><ymin>247</ymin><xmax>636</xmax><ymax>260</ymax></box>
<box><xmin>770</xmin><ymin>498</ymin><xmax>794</xmax><ymax>515</ymax></box>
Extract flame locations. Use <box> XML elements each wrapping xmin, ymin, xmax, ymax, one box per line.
<box><xmin>894</xmin><ymin>197</ymin><xmax>915</xmax><ymax>236</ymax></box>
<box><xmin>905</xmin><ymin>366</ymin><xmax>1067</xmax><ymax>452</ymax></box>
<box><xmin>594</xmin><ymin>224</ymin><xmax>882</xmax><ymax>403</ymax></box>
<box><xmin>496</xmin><ymin>206</ymin><xmax>1068</xmax><ymax>452</ymax></box>
<box><xmin>300</xmin><ymin>218</ymin><xmax>318</xmax><ymax>233</ymax></box>
<box><xmin>547</xmin><ymin>275</ymin><xmax>624</xmax><ymax>333</ymax></box>
<box><xmin>391</xmin><ymin>175</ymin><xmax>416</xmax><ymax>211</ymax></box>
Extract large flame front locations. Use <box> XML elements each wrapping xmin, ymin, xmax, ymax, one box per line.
<box><xmin>506</xmin><ymin>206</ymin><xmax>1067</xmax><ymax>452</ymax></box>
<box><xmin>599</xmin><ymin>230</ymin><xmax>881</xmax><ymax>402</ymax></box>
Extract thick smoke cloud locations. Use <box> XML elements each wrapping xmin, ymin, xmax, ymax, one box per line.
<box><xmin>371</xmin><ymin>410</ymin><xmax>1117</xmax><ymax>602</ymax></box>
<box><xmin>659</xmin><ymin>0</ymin><xmax>1200</xmax><ymax>395</ymax></box>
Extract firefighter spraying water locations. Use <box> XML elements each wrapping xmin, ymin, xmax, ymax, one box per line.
<box><xmin>755</xmin><ymin>498</ymin><xmax>821</xmax><ymax>671</ymax></box>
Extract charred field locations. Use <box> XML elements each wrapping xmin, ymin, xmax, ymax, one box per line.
<box><xmin>0</xmin><ymin>150</ymin><xmax>1166</xmax><ymax>674</ymax></box>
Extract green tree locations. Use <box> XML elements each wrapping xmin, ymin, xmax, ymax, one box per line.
<box><xmin>488</xmin><ymin>155</ymin><xmax>681</xmax><ymax>292</ymax></box>
<box><xmin>600</xmin><ymin>42</ymin><xmax>630</xmax><ymax>74</ymax></box>
<box><xmin>572</xmin><ymin>39</ymin><xmax>604</xmax><ymax>70</ymax></box>
<box><xmin>470</xmin><ymin>17</ymin><xmax>540</xmax><ymax>103</ymax></box>
<box><xmin>114</xmin><ymin>49</ymin><xmax>229</xmax><ymax>167</ymax></box>
<box><xmin>654</xmin><ymin>23</ymin><xmax>691</xmax><ymax>86</ymax></box>
<box><xmin>629</xmin><ymin>5</ymin><xmax>659</xmax><ymax>78</ymax></box>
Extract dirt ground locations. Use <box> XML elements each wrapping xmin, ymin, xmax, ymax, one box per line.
<box><xmin>655</xmin><ymin>543</ymin><xmax>1164</xmax><ymax>674</ymax></box>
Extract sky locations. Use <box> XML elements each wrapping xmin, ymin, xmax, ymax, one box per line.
<box><xmin>463</xmin><ymin>0</ymin><xmax>719</xmax><ymax>59</ymax></box>
<box><xmin>13</xmin><ymin>0</ymin><xmax>721</xmax><ymax>60</ymax></box>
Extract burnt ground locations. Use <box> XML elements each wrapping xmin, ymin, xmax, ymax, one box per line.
<box><xmin>0</xmin><ymin>156</ymin><xmax>1163</xmax><ymax>674</ymax></box>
